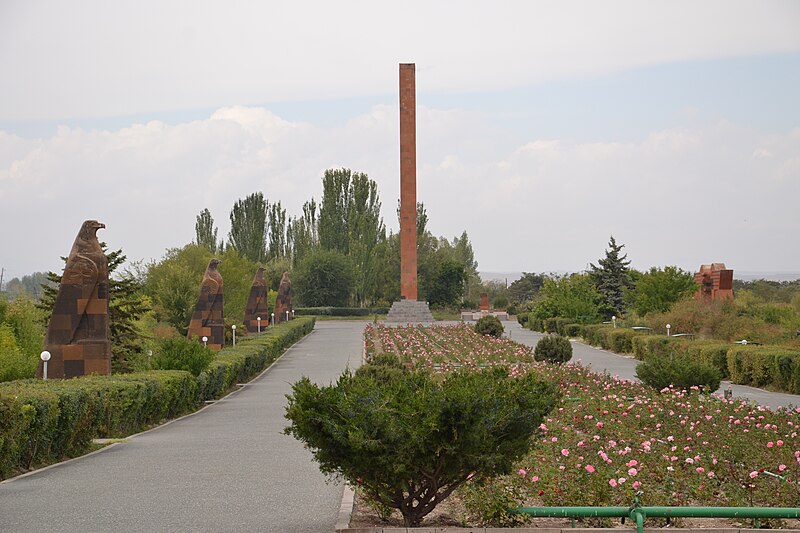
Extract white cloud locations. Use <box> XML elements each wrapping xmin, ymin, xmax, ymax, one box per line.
<box><xmin>1</xmin><ymin>105</ymin><xmax>798</xmax><ymax>281</ymax></box>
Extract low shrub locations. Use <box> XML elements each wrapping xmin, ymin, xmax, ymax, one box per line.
<box><xmin>563</xmin><ymin>323</ymin><xmax>582</xmax><ymax>337</ymax></box>
<box><xmin>636</xmin><ymin>355</ymin><xmax>722</xmax><ymax>392</ymax></box>
<box><xmin>534</xmin><ymin>335</ymin><xmax>573</xmax><ymax>365</ymax></box>
<box><xmin>526</xmin><ymin>317</ymin><xmax>544</xmax><ymax>332</ymax></box>
<box><xmin>681</xmin><ymin>341</ymin><xmax>732</xmax><ymax>378</ymax></box>
<box><xmin>544</xmin><ymin>317</ymin><xmax>571</xmax><ymax>336</ymax></box>
<box><xmin>631</xmin><ymin>334</ymin><xmax>681</xmax><ymax>361</ymax></box>
<box><xmin>475</xmin><ymin>316</ymin><xmax>504</xmax><ymax>338</ymax></box>
<box><xmin>516</xmin><ymin>312</ymin><xmax>529</xmax><ymax>326</ymax></box>
<box><xmin>151</xmin><ymin>337</ymin><xmax>215</xmax><ymax>376</ymax></box>
<box><xmin>284</xmin><ymin>366</ymin><xmax>556</xmax><ymax>527</ymax></box>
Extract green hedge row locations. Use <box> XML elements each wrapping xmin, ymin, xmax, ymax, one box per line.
<box><xmin>573</xmin><ymin>324</ymin><xmax>800</xmax><ymax>395</ymax></box>
<box><xmin>197</xmin><ymin>317</ymin><xmax>315</xmax><ymax>401</ymax></box>
<box><xmin>294</xmin><ymin>307</ymin><xmax>388</xmax><ymax>316</ymax></box>
<box><xmin>0</xmin><ymin>316</ymin><xmax>315</xmax><ymax>480</ymax></box>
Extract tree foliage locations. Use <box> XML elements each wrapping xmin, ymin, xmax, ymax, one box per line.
<box><xmin>284</xmin><ymin>364</ymin><xmax>557</xmax><ymax>527</ymax></box>
<box><xmin>508</xmin><ymin>273</ymin><xmax>546</xmax><ymax>304</ymax></box>
<box><xmin>293</xmin><ymin>249</ymin><xmax>355</xmax><ymax>307</ymax></box>
<box><xmin>590</xmin><ymin>236</ymin><xmax>633</xmax><ymax>316</ymax></box>
<box><xmin>427</xmin><ymin>259</ymin><xmax>467</xmax><ymax>307</ymax></box>
<box><xmin>228</xmin><ymin>192</ymin><xmax>268</xmax><ymax>263</ymax></box>
<box><xmin>195</xmin><ymin>208</ymin><xmax>221</xmax><ymax>253</ymax></box>
<box><xmin>267</xmin><ymin>201</ymin><xmax>288</xmax><ymax>261</ymax></box>
<box><xmin>534</xmin><ymin>334</ymin><xmax>573</xmax><ymax>364</ymax></box>
<box><xmin>530</xmin><ymin>273</ymin><xmax>603</xmax><ymax>323</ymax></box>
<box><xmin>628</xmin><ymin>266</ymin><xmax>697</xmax><ymax>316</ymax></box>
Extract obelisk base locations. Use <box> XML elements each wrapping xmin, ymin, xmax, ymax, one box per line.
<box><xmin>385</xmin><ymin>299</ymin><xmax>435</xmax><ymax>324</ymax></box>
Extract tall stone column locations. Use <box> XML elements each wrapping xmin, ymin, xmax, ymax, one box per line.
<box><xmin>399</xmin><ymin>63</ymin><xmax>418</xmax><ymax>300</ymax></box>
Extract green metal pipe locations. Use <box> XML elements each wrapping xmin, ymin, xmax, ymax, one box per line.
<box><xmin>514</xmin><ymin>506</ymin><xmax>800</xmax><ymax>533</ymax></box>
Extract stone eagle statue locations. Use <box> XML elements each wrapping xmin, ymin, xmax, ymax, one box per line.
<box><xmin>244</xmin><ymin>266</ymin><xmax>269</xmax><ymax>333</ymax></box>
<box><xmin>273</xmin><ymin>271</ymin><xmax>292</xmax><ymax>323</ymax></box>
<box><xmin>187</xmin><ymin>258</ymin><xmax>224</xmax><ymax>350</ymax></box>
<box><xmin>38</xmin><ymin>220</ymin><xmax>111</xmax><ymax>378</ymax></box>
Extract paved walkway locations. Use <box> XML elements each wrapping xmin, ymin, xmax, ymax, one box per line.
<box><xmin>506</xmin><ymin>321</ymin><xmax>800</xmax><ymax>410</ymax></box>
<box><xmin>0</xmin><ymin>321</ymin><xmax>366</xmax><ymax>533</ymax></box>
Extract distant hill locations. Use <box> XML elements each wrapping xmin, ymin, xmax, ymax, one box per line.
<box><xmin>480</xmin><ymin>271</ymin><xmax>800</xmax><ymax>284</ymax></box>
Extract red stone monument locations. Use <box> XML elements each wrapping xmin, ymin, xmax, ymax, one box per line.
<box><xmin>244</xmin><ymin>267</ymin><xmax>269</xmax><ymax>333</ymax></box>
<box><xmin>273</xmin><ymin>271</ymin><xmax>293</xmax><ymax>323</ymax></box>
<box><xmin>386</xmin><ymin>63</ymin><xmax>433</xmax><ymax>322</ymax></box>
<box><xmin>694</xmin><ymin>263</ymin><xmax>734</xmax><ymax>303</ymax></box>
<box><xmin>187</xmin><ymin>259</ymin><xmax>225</xmax><ymax>350</ymax></box>
<box><xmin>399</xmin><ymin>63</ymin><xmax>418</xmax><ymax>300</ymax></box>
<box><xmin>38</xmin><ymin>220</ymin><xmax>111</xmax><ymax>379</ymax></box>
<box><xmin>479</xmin><ymin>293</ymin><xmax>490</xmax><ymax>312</ymax></box>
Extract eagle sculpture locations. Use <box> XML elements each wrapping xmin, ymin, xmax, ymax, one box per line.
<box><xmin>187</xmin><ymin>258</ymin><xmax>224</xmax><ymax>350</ymax></box>
<box><xmin>273</xmin><ymin>271</ymin><xmax>292</xmax><ymax>323</ymax></box>
<box><xmin>244</xmin><ymin>266</ymin><xmax>269</xmax><ymax>333</ymax></box>
<box><xmin>38</xmin><ymin>220</ymin><xmax>111</xmax><ymax>378</ymax></box>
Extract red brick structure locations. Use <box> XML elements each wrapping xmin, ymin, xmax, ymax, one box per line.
<box><xmin>399</xmin><ymin>63</ymin><xmax>418</xmax><ymax>300</ymax></box>
<box><xmin>244</xmin><ymin>267</ymin><xmax>269</xmax><ymax>333</ymax></box>
<box><xmin>694</xmin><ymin>263</ymin><xmax>734</xmax><ymax>303</ymax></box>
<box><xmin>480</xmin><ymin>293</ymin><xmax>489</xmax><ymax>311</ymax></box>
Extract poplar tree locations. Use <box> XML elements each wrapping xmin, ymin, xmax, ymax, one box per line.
<box><xmin>267</xmin><ymin>201</ymin><xmax>287</xmax><ymax>261</ymax></box>
<box><xmin>228</xmin><ymin>192</ymin><xmax>268</xmax><ymax>263</ymax></box>
<box><xmin>195</xmin><ymin>208</ymin><xmax>221</xmax><ymax>253</ymax></box>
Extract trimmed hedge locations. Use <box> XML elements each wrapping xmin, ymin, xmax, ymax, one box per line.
<box><xmin>0</xmin><ymin>316</ymin><xmax>315</xmax><ymax>480</ymax></box>
<box><xmin>294</xmin><ymin>307</ymin><xmax>388</xmax><ymax>316</ymax></box>
<box><xmin>726</xmin><ymin>345</ymin><xmax>800</xmax><ymax>393</ymax></box>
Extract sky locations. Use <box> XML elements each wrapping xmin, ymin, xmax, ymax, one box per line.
<box><xmin>1</xmin><ymin>0</ymin><xmax>799</xmax><ymax>284</ymax></box>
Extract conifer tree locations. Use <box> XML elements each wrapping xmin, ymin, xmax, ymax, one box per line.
<box><xmin>589</xmin><ymin>236</ymin><xmax>633</xmax><ymax>316</ymax></box>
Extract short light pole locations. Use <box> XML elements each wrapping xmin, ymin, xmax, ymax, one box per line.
<box><xmin>257</xmin><ymin>316</ymin><xmax>261</xmax><ymax>333</ymax></box>
<box><xmin>612</xmin><ymin>315</ymin><xmax>617</xmax><ymax>329</ymax></box>
<box><xmin>202</xmin><ymin>336</ymin><xmax>208</xmax><ymax>347</ymax></box>
<box><xmin>285</xmin><ymin>310</ymin><xmax>289</xmax><ymax>322</ymax></box>
<box><xmin>231</xmin><ymin>324</ymin><xmax>236</xmax><ymax>346</ymax></box>
<box><xmin>40</xmin><ymin>350</ymin><xmax>51</xmax><ymax>380</ymax></box>
<box><xmin>666</xmin><ymin>324</ymin><xmax>671</xmax><ymax>337</ymax></box>
<box><xmin>271</xmin><ymin>312</ymin><xmax>275</xmax><ymax>325</ymax></box>
<box><xmin>291</xmin><ymin>310</ymin><xmax>295</xmax><ymax>320</ymax></box>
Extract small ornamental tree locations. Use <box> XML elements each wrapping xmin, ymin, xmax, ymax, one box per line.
<box><xmin>284</xmin><ymin>365</ymin><xmax>556</xmax><ymax>527</ymax></box>
<box><xmin>474</xmin><ymin>315</ymin><xmax>504</xmax><ymax>338</ymax></box>
<box><xmin>534</xmin><ymin>334</ymin><xmax>573</xmax><ymax>364</ymax></box>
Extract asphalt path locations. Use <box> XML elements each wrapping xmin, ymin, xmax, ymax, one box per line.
<box><xmin>0</xmin><ymin>321</ymin><xmax>366</xmax><ymax>533</ymax></box>
<box><xmin>506</xmin><ymin>321</ymin><xmax>800</xmax><ymax>410</ymax></box>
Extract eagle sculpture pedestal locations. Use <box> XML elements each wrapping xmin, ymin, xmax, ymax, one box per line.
<box><xmin>187</xmin><ymin>259</ymin><xmax>225</xmax><ymax>351</ymax></box>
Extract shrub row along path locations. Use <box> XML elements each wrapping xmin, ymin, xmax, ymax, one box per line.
<box><xmin>507</xmin><ymin>321</ymin><xmax>800</xmax><ymax>409</ymax></box>
<box><xmin>0</xmin><ymin>321</ymin><xmax>365</xmax><ymax>533</ymax></box>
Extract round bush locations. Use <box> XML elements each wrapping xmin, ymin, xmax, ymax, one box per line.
<box><xmin>474</xmin><ymin>316</ymin><xmax>504</xmax><ymax>338</ymax></box>
<box><xmin>533</xmin><ymin>334</ymin><xmax>573</xmax><ymax>364</ymax></box>
<box><xmin>152</xmin><ymin>337</ymin><xmax>215</xmax><ymax>376</ymax></box>
<box><xmin>635</xmin><ymin>355</ymin><xmax>722</xmax><ymax>392</ymax></box>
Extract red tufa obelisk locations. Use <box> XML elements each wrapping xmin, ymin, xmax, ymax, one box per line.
<box><xmin>399</xmin><ymin>63</ymin><xmax>418</xmax><ymax>300</ymax></box>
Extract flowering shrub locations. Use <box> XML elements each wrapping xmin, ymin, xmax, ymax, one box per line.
<box><xmin>365</xmin><ymin>324</ymin><xmax>800</xmax><ymax>517</ymax></box>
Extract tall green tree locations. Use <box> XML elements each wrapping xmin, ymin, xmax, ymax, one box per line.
<box><xmin>228</xmin><ymin>192</ymin><xmax>268</xmax><ymax>263</ymax></box>
<box><xmin>287</xmin><ymin>199</ymin><xmax>319</xmax><ymax>267</ymax></box>
<box><xmin>426</xmin><ymin>259</ymin><xmax>467</xmax><ymax>307</ymax></box>
<box><xmin>627</xmin><ymin>266</ymin><xmax>697</xmax><ymax>316</ymax></box>
<box><xmin>318</xmin><ymin>168</ymin><xmax>352</xmax><ymax>254</ymax></box>
<box><xmin>508</xmin><ymin>272</ymin><xmax>546</xmax><ymax>304</ymax></box>
<box><xmin>590</xmin><ymin>236</ymin><xmax>633</xmax><ymax>316</ymax></box>
<box><xmin>348</xmin><ymin>173</ymin><xmax>386</xmax><ymax>306</ymax></box>
<box><xmin>195</xmin><ymin>208</ymin><xmax>221</xmax><ymax>253</ymax></box>
<box><xmin>267</xmin><ymin>201</ymin><xmax>288</xmax><ymax>261</ymax></box>
<box><xmin>39</xmin><ymin>247</ymin><xmax>151</xmax><ymax>373</ymax></box>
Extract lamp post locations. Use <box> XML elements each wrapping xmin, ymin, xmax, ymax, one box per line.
<box><xmin>232</xmin><ymin>324</ymin><xmax>236</xmax><ymax>346</ymax></box>
<box><xmin>666</xmin><ymin>324</ymin><xmax>671</xmax><ymax>337</ymax></box>
<box><xmin>40</xmin><ymin>350</ymin><xmax>51</xmax><ymax>380</ymax></box>
<box><xmin>257</xmin><ymin>316</ymin><xmax>261</xmax><ymax>333</ymax></box>
<box><xmin>202</xmin><ymin>336</ymin><xmax>208</xmax><ymax>347</ymax></box>
<box><xmin>285</xmin><ymin>310</ymin><xmax>289</xmax><ymax>322</ymax></box>
<box><xmin>291</xmin><ymin>310</ymin><xmax>295</xmax><ymax>320</ymax></box>
<box><xmin>271</xmin><ymin>312</ymin><xmax>275</xmax><ymax>325</ymax></box>
<box><xmin>612</xmin><ymin>315</ymin><xmax>617</xmax><ymax>329</ymax></box>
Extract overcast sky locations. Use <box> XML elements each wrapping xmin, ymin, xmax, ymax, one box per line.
<box><xmin>1</xmin><ymin>0</ymin><xmax>799</xmax><ymax>283</ymax></box>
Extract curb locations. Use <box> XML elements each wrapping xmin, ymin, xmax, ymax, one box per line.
<box><xmin>338</xmin><ymin>528</ymin><xmax>800</xmax><ymax>533</ymax></box>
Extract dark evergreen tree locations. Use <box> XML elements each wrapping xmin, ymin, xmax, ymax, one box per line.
<box><xmin>38</xmin><ymin>247</ymin><xmax>151</xmax><ymax>373</ymax></box>
<box><xmin>589</xmin><ymin>236</ymin><xmax>633</xmax><ymax>316</ymax></box>
<box><xmin>508</xmin><ymin>272</ymin><xmax>546</xmax><ymax>304</ymax></box>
